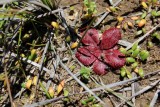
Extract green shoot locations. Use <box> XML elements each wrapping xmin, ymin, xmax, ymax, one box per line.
<box><xmin>83</xmin><ymin>0</ymin><xmax>97</xmax><ymax>14</ymax></box>
<box><xmin>80</xmin><ymin>66</ymin><xmax>91</xmax><ymax>80</ymax></box>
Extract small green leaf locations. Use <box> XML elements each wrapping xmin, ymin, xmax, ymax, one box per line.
<box><xmin>142</xmin><ymin>28</ymin><xmax>146</xmax><ymax>34</ymax></box>
<box><xmin>126</xmin><ymin>49</ymin><xmax>133</xmax><ymax>56</ymax></box>
<box><xmin>21</xmin><ymin>82</ymin><xmax>26</xmax><ymax>88</ymax></box>
<box><xmin>70</xmin><ymin>6</ymin><xmax>74</xmax><ymax>10</ymax></box>
<box><xmin>152</xmin><ymin>0</ymin><xmax>157</xmax><ymax>4</ymax></box>
<box><xmin>119</xmin><ymin>47</ymin><xmax>127</xmax><ymax>54</ymax></box>
<box><xmin>64</xmin><ymin>89</ymin><xmax>69</xmax><ymax>96</ymax></box>
<box><xmin>136</xmin><ymin>30</ymin><xmax>143</xmax><ymax>36</ymax></box>
<box><xmin>120</xmin><ymin>67</ymin><xmax>126</xmax><ymax>77</ymax></box>
<box><xmin>83</xmin><ymin>0</ymin><xmax>97</xmax><ymax>14</ymax></box>
<box><xmin>152</xmin><ymin>32</ymin><xmax>159</xmax><ymax>37</ymax></box>
<box><xmin>138</xmin><ymin>68</ymin><xmax>144</xmax><ymax>77</ymax></box>
<box><xmin>120</xmin><ymin>67</ymin><xmax>132</xmax><ymax>78</ymax></box>
<box><xmin>131</xmin><ymin>42</ymin><xmax>138</xmax><ymax>51</ymax></box>
<box><xmin>126</xmin><ymin>57</ymin><xmax>136</xmax><ymax>63</ymax></box>
<box><xmin>124</xmin><ymin>67</ymin><xmax>132</xmax><ymax>79</ymax></box>
<box><xmin>80</xmin><ymin>66</ymin><xmax>91</xmax><ymax>79</ymax></box>
<box><xmin>147</xmin><ymin>41</ymin><xmax>153</xmax><ymax>48</ymax></box>
<box><xmin>70</xmin><ymin>65</ymin><xmax>76</xmax><ymax>71</ymax></box>
<box><xmin>139</xmin><ymin>50</ymin><xmax>149</xmax><ymax>61</ymax></box>
<box><xmin>63</xmin><ymin>89</ymin><xmax>69</xmax><ymax>102</ymax></box>
<box><xmin>81</xmin><ymin>100</ymin><xmax>87</xmax><ymax>105</ymax></box>
<box><xmin>132</xmin><ymin>48</ymin><xmax>140</xmax><ymax>58</ymax></box>
<box><xmin>141</xmin><ymin>11</ymin><xmax>147</xmax><ymax>19</ymax></box>
<box><xmin>156</xmin><ymin>11</ymin><xmax>160</xmax><ymax>16</ymax></box>
<box><xmin>28</xmin><ymin>49</ymin><xmax>37</xmax><ymax>61</ymax></box>
<box><xmin>131</xmin><ymin>62</ymin><xmax>138</xmax><ymax>69</ymax></box>
<box><xmin>156</xmin><ymin>34</ymin><xmax>160</xmax><ymax>40</ymax></box>
<box><xmin>151</xmin><ymin>10</ymin><xmax>157</xmax><ymax>17</ymax></box>
<box><xmin>109</xmin><ymin>6</ymin><xmax>117</xmax><ymax>12</ymax></box>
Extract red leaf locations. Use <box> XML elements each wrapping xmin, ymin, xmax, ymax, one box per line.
<box><xmin>76</xmin><ymin>48</ymin><xmax>96</xmax><ymax>66</ymax></box>
<box><xmin>76</xmin><ymin>28</ymin><xmax>125</xmax><ymax>75</ymax></box>
<box><xmin>93</xmin><ymin>60</ymin><xmax>108</xmax><ymax>75</ymax></box>
<box><xmin>77</xmin><ymin>47</ymin><xmax>92</xmax><ymax>56</ymax></box>
<box><xmin>82</xmin><ymin>29</ymin><xmax>100</xmax><ymax>46</ymax></box>
<box><xmin>103</xmin><ymin>50</ymin><xmax>125</xmax><ymax>69</ymax></box>
<box><xmin>85</xmin><ymin>46</ymin><xmax>102</xmax><ymax>58</ymax></box>
<box><xmin>100</xmin><ymin>28</ymin><xmax>121</xmax><ymax>50</ymax></box>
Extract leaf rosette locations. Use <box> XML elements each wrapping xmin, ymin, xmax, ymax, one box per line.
<box><xmin>76</xmin><ymin>28</ymin><xmax>126</xmax><ymax>75</ymax></box>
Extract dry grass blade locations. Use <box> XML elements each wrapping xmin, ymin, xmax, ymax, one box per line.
<box><xmin>0</xmin><ymin>0</ymin><xmax>17</xmax><ymax>4</ymax></box>
<box><xmin>117</xmin><ymin>79</ymin><xmax>160</xmax><ymax>107</ymax></box>
<box><xmin>109</xmin><ymin>0</ymin><xmax>114</xmax><ymax>5</ymax></box>
<box><xmin>94</xmin><ymin>12</ymin><xmax>109</xmax><ymax>27</ymax></box>
<box><xmin>149</xmin><ymin>88</ymin><xmax>160</xmax><ymax>107</ymax></box>
<box><xmin>29</xmin><ymin>1</ymin><xmax>51</xmax><ymax>11</ymax></box>
<box><xmin>39</xmin><ymin>41</ymin><xmax>49</xmax><ymax>72</ymax></box>
<box><xmin>118</xmin><ymin>40</ymin><xmax>132</xmax><ymax>47</ymax></box>
<box><xmin>131</xmin><ymin>72</ymin><xmax>137</xmax><ymax>106</ymax></box>
<box><xmin>4</xmin><ymin>64</ymin><xmax>14</xmax><ymax>107</ymax></box>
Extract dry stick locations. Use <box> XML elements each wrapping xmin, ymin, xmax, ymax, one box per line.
<box><xmin>30</xmin><ymin>2</ymin><xmax>80</xmax><ymax>19</ymax></box>
<box><xmin>50</xmin><ymin>42</ymin><xmax>106</xmax><ymax>106</ymax></box>
<box><xmin>45</xmin><ymin>37</ymin><xmax>60</xmax><ymax>90</ymax></box>
<box><xmin>126</xmin><ymin>23</ymin><xmax>160</xmax><ymax>50</ymax></box>
<box><xmin>149</xmin><ymin>85</ymin><xmax>160</xmax><ymax>107</ymax></box>
<box><xmin>94</xmin><ymin>0</ymin><xmax>122</xmax><ymax>27</ymax></box>
<box><xmin>4</xmin><ymin>65</ymin><xmax>14</xmax><ymax>107</ymax></box>
<box><xmin>131</xmin><ymin>72</ymin><xmax>137</xmax><ymax>106</ymax></box>
<box><xmin>39</xmin><ymin>41</ymin><xmax>50</xmax><ymax>74</ymax></box>
<box><xmin>29</xmin><ymin>0</ymin><xmax>51</xmax><ymax>11</ymax></box>
<box><xmin>34</xmin><ymin>40</ymin><xmax>50</xmax><ymax>100</ymax></box>
<box><xmin>109</xmin><ymin>0</ymin><xmax>114</xmax><ymax>5</ymax></box>
<box><xmin>64</xmin><ymin>44</ymin><xmax>82</xmax><ymax>83</ymax></box>
<box><xmin>118</xmin><ymin>40</ymin><xmax>132</xmax><ymax>47</ymax></box>
<box><xmin>117</xmin><ymin>79</ymin><xmax>160</xmax><ymax>107</ymax></box>
<box><xmin>0</xmin><ymin>0</ymin><xmax>17</xmax><ymax>5</ymax></box>
<box><xmin>23</xmin><ymin>69</ymin><xmax>160</xmax><ymax>107</ymax></box>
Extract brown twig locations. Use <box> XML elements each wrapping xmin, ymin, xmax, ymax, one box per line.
<box><xmin>4</xmin><ymin>64</ymin><xmax>14</xmax><ymax>107</ymax></box>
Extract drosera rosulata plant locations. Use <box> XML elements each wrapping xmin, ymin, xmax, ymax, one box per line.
<box><xmin>76</xmin><ymin>28</ymin><xmax>126</xmax><ymax>75</ymax></box>
<box><xmin>119</xmin><ymin>42</ymin><xmax>150</xmax><ymax>78</ymax></box>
